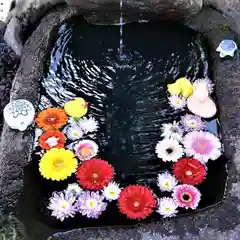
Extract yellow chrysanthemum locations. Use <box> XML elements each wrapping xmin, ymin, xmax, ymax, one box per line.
<box><xmin>39</xmin><ymin>148</ymin><xmax>78</xmax><ymax>181</ymax></box>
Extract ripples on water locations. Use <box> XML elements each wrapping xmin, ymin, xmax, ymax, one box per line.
<box><xmin>27</xmin><ymin>16</ymin><xmax>228</xmax><ymax>229</ymax></box>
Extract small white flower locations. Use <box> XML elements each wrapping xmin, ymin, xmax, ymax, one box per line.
<box><xmin>63</xmin><ymin>124</ymin><xmax>84</xmax><ymax>141</ymax></box>
<box><xmin>78</xmin><ymin>117</ymin><xmax>99</xmax><ymax>133</ymax></box>
<box><xmin>103</xmin><ymin>182</ymin><xmax>121</xmax><ymax>201</ymax></box>
<box><xmin>157</xmin><ymin>172</ymin><xmax>178</xmax><ymax>192</ymax></box>
<box><xmin>157</xmin><ymin>197</ymin><xmax>178</xmax><ymax>218</ymax></box>
<box><xmin>161</xmin><ymin>121</ymin><xmax>183</xmax><ymax>141</ymax></box>
<box><xmin>168</xmin><ymin>95</ymin><xmax>186</xmax><ymax>110</ymax></box>
<box><xmin>156</xmin><ymin>139</ymin><xmax>183</xmax><ymax>162</ymax></box>
<box><xmin>65</xmin><ymin>183</ymin><xmax>82</xmax><ymax>197</ymax></box>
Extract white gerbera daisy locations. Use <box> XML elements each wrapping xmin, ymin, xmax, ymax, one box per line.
<box><xmin>78</xmin><ymin>117</ymin><xmax>99</xmax><ymax>133</ymax></box>
<box><xmin>168</xmin><ymin>95</ymin><xmax>186</xmax><ymax>110</ymax></box>
<box><xmin>103</xmin><ymin>182</ymin><xmax>121</xmax><ymax>201</ymax></box>
<box><xmin>155</xmin><ymin>139</ymin><xmax>183</xmax><ymax>162</ymax></box>
<box><xmin>74</xmin><ymin>139</ymin><xmax>99</xmax><ymax>160</ymax></box>
<box><xmin>161</xmin><ymin>121</ymin><xmax>183</xmax><ymax>141</ymax></box>
<box><xmin>157</xmin><ymin>172</ymin><xmax>178</xmax><ymax>192</ymax></box>
<box><xmin>63</xmin><ymin>124</ymin><xmax>84</xmax><ymax>141</ymax></box>
<box><xmin>157</xmin><ymin>197</ymin><xmax>178</xmax><ymax>218</ymax></box>
<box><xmin>65</xmin><ymin>183</ymin><xmax>82</xmax><ymax>197</ymax></box>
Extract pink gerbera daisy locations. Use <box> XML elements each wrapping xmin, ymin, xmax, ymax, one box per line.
<box><xmin>172</xmin><ymin>184</ymin><xmax>201</xmax><ymax>209</ymax></box>
<box><xmin>183</xmin><ymin>131</ymin><xmax>221</xmax><ymax>163</ymax></box>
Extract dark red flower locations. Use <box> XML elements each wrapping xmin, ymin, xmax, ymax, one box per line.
<box><xmin>76</xmin><ymin>158</ymin><xmax>114</xmax><ymax>190</ymax></box>
<box><xmin>173</xmin><ymin>158</ymin><xmax>206</xmax><ymax>185</ymax></box>
<box><xmin>39</xmin><ymin>130</ymin><xmax>66</xmax><ymax>150</ymax></box>
<box><xmin>118</xmin><ymin>185</ymin><xmax>156</xmax><ymax>220</ymax></box>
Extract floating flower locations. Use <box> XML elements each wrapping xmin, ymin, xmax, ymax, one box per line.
<box><xmin>63</xmin><ymin>123</ymin><xmax>84</xmax><ymax>141</ymax></box>
<box><xmin>39</xmin><ymin>148</ymin><xmax>78</xmax><ymax>181</ymax></box>
<box><xmin>103</xmin><ymin>182</ymin><xmax>121</xmax><ymax>201</ymax></box>
<box><xmin>173</xmin><ymin>158</ymin><xmax>207</xmax><ymax>185</ymax></box>
<box><xmin>74</xmin><ymin>140</ymin><xmax>98</xmax><ymax>160</ymax></box>
<box><xmin>183</xmin><ymin>131</ymin><xmax>221</xmax><ymax>163</ymax></box>
<box><xmin>194</xmin><ymin>78</ymin><xmax>214</xmax><ymax>94</ymax></box>
<box><xmin>168</xmin><ymin>95</ymin><xmax>186</xmax><ymax>110</ymax></box>
<box><xmin>39</xmin><ymin>130</ymin><xmax>66</xmax><ymax>150</ymax></box>
<box><xmin>35</xmin><ymin>108</ymin><xmax>68</xmax><ymax>130</ymax></box>
<box><xmin>48</xmin><ymin>191</ymin><xmax>76</xmax><ymax>221</ymax></box>
<box><xmin>65</xmin><ymin>183</ymin><xmax>82</xmax><ymax>197</ymax></box>
<box><xmin>157</xmin><ymin>197</ymin><xmax>178</xmax><ymax>218</ymax></box>
<box><xmin>157</xmin><ymin>172</ymin><xmax>178</xmax><ymax>192</ymax></box>
<box><xmin>74</xmin><ymin>191</ymin><xmax>107</xmax><ymax>219</ymax></box>
<box><xmin>118</xmin><ymin>185</ymin><xmax>156</xmax><ymax>220</ymax></box>
<box><xmin>181</xmin><ymin>114</ymin><xmax>205</xmax><ymax>132</ymax></box>
<box><xmin>155</xmin><ymin>139</ymin><xmax>183</xmax><ymax>162</ymax></box>
<box><xmin>172</xmin><ymin>184</ymin><xmax>201</xmax><ymax>209</ymax></box>
<box><xmin>161</xmin><ymin>121</ymin><xmax>183</xmax><ymax>141</ymax></box>
<box><xmin>78</xmin><ymin>117</ymin><xmax>99</xmax><ymax>134</ymax></box>
<box><xmin>76</xmin><ymin>158</ymin><xmax>114</xmax><ymax>190</ymax></box>
<box><xmin>64</xmin><ymin>98</ymin><xmax>88</xmax><ymax>118</ymax></box>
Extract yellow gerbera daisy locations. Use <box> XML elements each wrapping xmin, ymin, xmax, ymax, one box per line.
<box><xmin>39</xmin><ymin>148</ymin><xmax>78</xmax><ymax>181</ymax></box>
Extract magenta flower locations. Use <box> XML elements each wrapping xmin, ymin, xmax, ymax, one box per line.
<box><xmin>172</xmin><ymin>184</ymin><xmax>201</xmax><ymax>209</ymax></box>
<box><xmin>183</xmin><ymin>131</ymin><xmax>221</xmax><ymax>163</ymax></box>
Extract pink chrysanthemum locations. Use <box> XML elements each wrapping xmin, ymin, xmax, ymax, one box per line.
<box><xmin>183</xmin><ymin>131</ymin><xmax>221</xmax><ymax>163</ymax></box>
<box><xmin>172</xmin><ymin>184</ymin><xmax>201</xmax><ymax>209</ymax></box>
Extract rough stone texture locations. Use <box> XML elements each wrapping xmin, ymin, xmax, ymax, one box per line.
<box><xmin>0</xmin><ymin>5</ymin><xmax>81</xmax><ymax>213</ymax></box>
<box><xmin>4</xmin><ymin>17</ymin><xmax>23</xmax><ymax>58</ymax></box>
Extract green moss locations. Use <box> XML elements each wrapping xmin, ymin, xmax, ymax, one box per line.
<box><xmin>220</xmin><ymin>24</ymin><xmax>229</xmax><ymax>31</ymax></box>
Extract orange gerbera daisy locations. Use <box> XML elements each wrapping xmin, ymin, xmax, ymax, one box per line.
<box><xmin>35</xmin><ymin>108</ymin><xmax>68</xmax><ymax>130</ymax></box>
<box><xmin>39</xmin><ymin>130</ymin><xmax>66</xmax><ymax>150</ymax></box>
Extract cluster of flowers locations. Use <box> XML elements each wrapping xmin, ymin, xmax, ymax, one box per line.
<box><xmin>168</xmin><ymin>77</ymin><xmax>214</xmax><ymax>110</ymax></box>
<box><xmin>154</xmin><ymin>103</ymin><xmax>222</xmax><ymax>216</ymax></box>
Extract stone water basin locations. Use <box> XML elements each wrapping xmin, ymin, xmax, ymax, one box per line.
<box><xmin>17</xmin><ymin>15</ymin><xmax>228</xmax><ymax>237</ymax></box>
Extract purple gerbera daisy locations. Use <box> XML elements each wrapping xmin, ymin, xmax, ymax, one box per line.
<box><xmin>48</xmin><ymin>191</ymin><xmax>76</xmax><ymax>221</ymax></box>
<box><xmin>74</xmin><ymin>191</ymin><xmax>107</xmax><ymax>219</ymax></box>
<box><xmin>183</xmin><ymin>131</ymin><xmax>221</xmax><ymax>163</ymax></box>
<box><xmin>181</xmin><ymin>114</ymin><xmax>205</xmax><ymax>132</ymax></box>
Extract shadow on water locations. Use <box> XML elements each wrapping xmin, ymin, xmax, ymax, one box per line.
<box><xmin>18</xmin><ymin>15</ymin><xmax>228</xmax><ymax>238</ymax></box>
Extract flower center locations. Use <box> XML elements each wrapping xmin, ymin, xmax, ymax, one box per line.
<box><xmin>54</xmin><ymin>159</ymin><xmax>64</xmax><ymax>167</ymax></box>
<box><xmin>185</xmin><ymin>170</ymin><xmax>192</xmax><ymax>176</ymax></box>
<box><xmin>133</xmin><ymin>200</ymin><xmax>140</xmax><ymax>208</ymax></box>
<box><xmin>189</xmin><ymin>121</ymin><xmax>196</xmax><ymax>126</ymax></box>
<box><xmin>166</xmin><ymin>148</ymin><xmax>173</xmax><ymax>154</ymax></box>
<box><xmin>73</xmin><ymin>131</ymin><xmax>79</xmax><ymax>136</ymax></box>
<box><xmin>60</xmin><ymin>202</ymin><xmax>69</xmax><ymax>209</ymax></box>
<box><xmin>176</xmin><ymin>100</ymin><xmax>180</xmax><ymax>105</ymax></box>
<box><xmin>80</xmin><ymin>147</ymin><xmax>91</xmax><ymax>157</ymax></box>
<box><xmin>164</xmin><ymin>181</ymin><xmax>169</xmax><ymax>188</ymax></box>
<box><xmin>192</xmin><ymin>139</ymin><xmax>212</xmax><ymax>154</ymax></box>
<box><xmin>181</xmin><ymin>193</ymin><xmax>192</xmax><ymax>203</ymax></box>
<box><xmin>165</xmin><ymin>207</ymin><xmax>171</xmax><ymax>212</ymax></box>
<box><xmin>92</xmin><ymin>172</ymin><xmax>99</xmax><ymax>179</ymax></box>
<box><xmin>48</xmin><ymin>117</ymin><xmax>56</xmax><ymax>123</ymax></box>
<box><xmin>87</xmin><ymin>199</ymin><xmax>97</xmax><ymax>208</ymax></box>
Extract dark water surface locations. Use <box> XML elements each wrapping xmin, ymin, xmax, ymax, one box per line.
<box><xmin>19</xmin><ymin>16</ymin><xmax>228</xmax><ymax>236</ymax></box>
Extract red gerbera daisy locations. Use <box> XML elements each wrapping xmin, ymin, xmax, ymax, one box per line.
<box><xmin>39</xmin><ymin>130</ymin><xmax>66</xmax><ymax>150</ymax></box>
<box><xmin>76</xmin><ymin>158</ymin><xmax>114</xmax><ymax>190</ymax></box>
<box><xmin>173</xmin><ymin>158</ymin><xmax>207</xmax><ymax>185</ymax></box>
<box><xmin>118</xmin><ymin>185</ymin><xmax>156</xmax><ymax>220</ymax></box>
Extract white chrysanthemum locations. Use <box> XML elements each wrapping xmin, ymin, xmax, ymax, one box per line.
<box><xmin>157</xmin><ymin>172</ymin><xmax>178</xmax><ymax>192</ymax></box>
<box><xmin>157</xmin><ymin>197</ymin><xmax>178</xmax><ymax>218</ymax></box>
<box><xmin>63</xmin><ymin>124</ymin><xmax>84</xmax><ymax>141</ymax></box>
<box><xmin>103</xmin><ymin>182</ymin><xmax>121</xmax><ymax>201</ymax></box>
<box><xmin>78</xmin><ymin>117</ymin><xmax>99</xmax><ymax>133</ymax></box>
<box><xmin>161</xmin><ymin>121</ymin><xmax>183</xmax><ymax>141</ymax></box>
<box><xmin>168</xmin><ymin>95</ymin><xmax>186</xmax><ymax>110</ymax></box>
<box><xmin>155</xmin><ymin>139</ymin><xmax>183</xmax><ymax>162</ymax></box>
<box><xmin>65</xmin><ymin>183</ymin><xmax>82</xmax><ymax>197</ymax></box>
